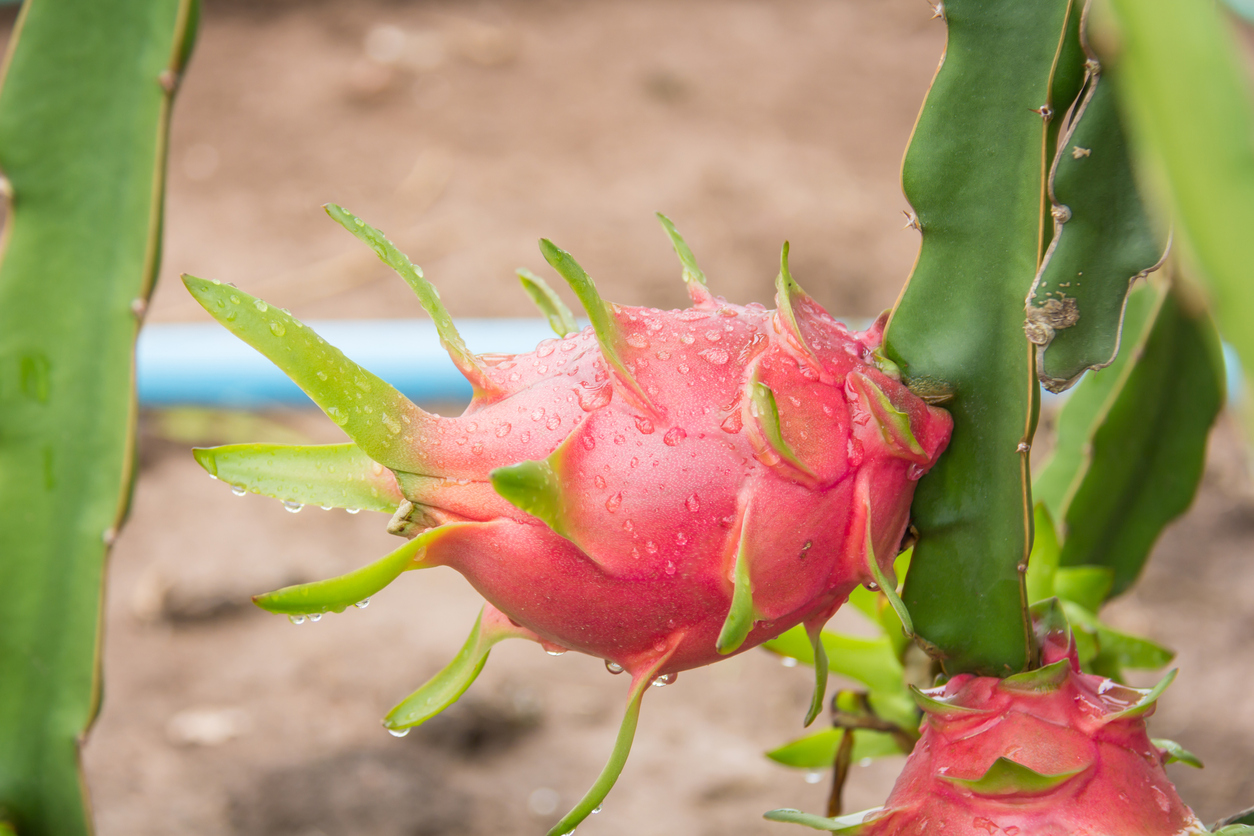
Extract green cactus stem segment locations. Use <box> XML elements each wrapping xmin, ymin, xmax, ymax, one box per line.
<box><xmin>252</xmin><ymin>523</ymin><xmax>469</xmax><ymax>616</ymax></box>
<box><xmin>763</xmin><ymin>808</ymin><xmax>875</xmax><ymax>834</ymax></box>
<box><xmin>803</xmin><ymin>618</ymin><xmax>830</xmax><ymax>728</ymax></box>
<box><xmin>773</xmin><ymin>242</ymin><xmax>822</xmax><ymax>366</ymax></box>
<box><xmin>863</xmin><ymin>503</ymin><xmax>913</xmax><ymax>637</ymax></box>
<box><xmin>538</xmin><ymin>238</ymin><xmax>659</xmax><ymax>416</ymax></box>
<box><xmin>546</xmin><ymin>637</ymin><xmax>682</xmax><ymax>836</ymax></box>
<box><xmin>749</xmin><ymin>380</ymin><xmax>819</xmax><ymax>480</ymax></box>
<box><xmin>192</xmin><ymin>442</ymin><xmax>403</xmax><ymax>513</ymax></box>
<box><xmin>716</xmin><ymin>508</ymin><xmax>760</xmax><ymax>655</ymax></box>
<box><xmin>999</xmin><ymin>657</ymin><xmax>1072</xmax><ymax>693</ymax></box>
<box><xmin>846</xmin><ymin>373</ymin><xmax>928</xmax><ymax>463</ymax></box>
<box><xmin>940</xmin><ymin>756</ymin><xmax>1089</xmax><ymax>797</ymax></box>
<box><xmin>384</xmin><ymin>605</ymin><xmax>537</xmax><ymax>731</ymax></box>
<box><xmin>1106</xmin><ymin>668</ymin><xmax>1176</xmax><ymax>722</ymax></box>
<box><xmin>655</xmin><ymin>212</ymin><xmax>716</xmax><ymax>307</ymax></box>
<box><xmin>517</xmin><ymin>268</ymin><xmax>578</xmax><ymax>337</ymax></box>
<box><xmin>324</xmin><ymin>204</ymin><xmax>503</xmax><ymax>399</ymax></box>
<box><xmin>182</xmin><ymin>275</ymin><xmax>432</xmax><ymax>475</ymax></box>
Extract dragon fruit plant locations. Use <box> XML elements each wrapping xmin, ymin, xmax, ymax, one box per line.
<box><xmin>182</xmin><ymin>204</ymin><xmax>953</xmax><ymax>834</ymax></box>
<box><xmin>178</xmin><ymin>0</ymin><xmax>1254</xmax><ymax>833</ymax></box>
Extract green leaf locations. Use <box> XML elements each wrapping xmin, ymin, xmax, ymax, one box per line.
<box><xmin>252</xmin><ymin>523</ymin><xmax>463</xmax><ymax>616</ymax></box>
<box><xmin>1052</xmin><ymin>566</ymin><xmax>1114</xmax><ymax>613</ymax></box>
<box><xmin>1001</xmin><ymin>658</ymin><xmax>1071</xmax><ymax>693</ymax></box>
<box><xmin>766</xmin><ymin>728</ymin><xmax>905</xmax><ymax>769</ymax></box>
<box><xmin>1024</xmin><ymin>504</ymin><xmax>1061</xmax><ymax>604</ymax></box>
<box><xmin>885</xmin><ymin>0</ymin><xmax>1081</xmax><ymax>676</ymax></box>
<box><xmin>539</xmin><ymin>238</ymin><xmax>658</xmax><ymax>415</ymax></box>
<box><xmin>763</xmin><ymin>808</ymin><xmax>880</xmax><ymax>834</ymax></box>
<box><xmin>517</xmin><ymin>268</ymin><xmax>578</xmax><ymax>337</ymax></box>
<box><xmin>385</xmin><ymin>607</ymin><xmax>531</xmax><ymax>730</ymax></box>
<box><xmin>182</xmin><ymin>276</ymin><xmax>433</xmax><ymax>476</ymax></box>
<box><xmin>324</xmin><ymin>204</ymin><xmax>501</xmax><ymax>398</ymax></box>
<box><xmin>490</xmin><ymin>458</ymin><xmax>567</xmax><ymax>538</ymax></box>
<box><xmin>655</xmin><ymin>213</ymin><xmax>714</xmax><ymax>306</ymax></box>
<box><xmin>749</xmin><ymin>381</ymin><xmax>817</xmax><ymax>479</ymax></box>
<box><xmin>1106</xmin><ymin>668</ymin><xmax>1177</xmax><ymax>722</ymax></box>
<box><xmin>546</xmin><ymin>645</ymin><xmax>678</xmax><ymax>836</ymax></box>
<box><xmin>0</xmin><ymin>0</ymin><xmax>197</xmax><ymax>832</ymax></box>
<box><xmin>1037</xmin><ymin>282</ymin><xmax>1224</xmax><ymax>597</ymax></box>
<box><xmin>1152</xmin><ymin>738</ymin><xmax>1203</xmax><ymax>769</ymax></box>
<box><xmin>192</xmin><ymin>442</ymin><xmax>403</xmax><ymax>513</ymax></box>
<box><xmin>939</xmin><ymin>756</ymin><xmax>1087</xmax><ymax>796</ymax></box>
<box><xmin>717</xmin><ymin>517</ymin><xmax>759</xmax><ymax>655</ymax></box>
<box><xmin>1028</xmin><ymin>38</ymin><xmax>1165</xmax><ymax>392</ymax></box>
<box><xmin>1103</xmin><ymin>0</ymin><xmax>1254</xmax><ymax>391</ymax></box>
<box><xmin>762</xmin><ymin>627</ymin><xmax>904</xmax><ymax>698</ymax></box>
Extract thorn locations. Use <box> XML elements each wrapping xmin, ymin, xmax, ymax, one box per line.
<box><xmin>1051</xmin><ymin>204</ymin><xmax>1072</xmax><ymax>223</ymax></box>
<box><xmin>902</xmin><ymin>210</ymin><xmax>921</xmax><ymax>231</ymax></box>
<box><xmin>158</xmin><ymin>69</ymin><xmax>179</xmax><ymax>93</ymax></box>
<box><xmin>1017</xmin><ymin>442</ymin><xmax>1031</xmax><ymax>454</ymax></box>
<box><xmin>929</xmin><ymin>2</ymin><xmax>945</xmax><ymax>19</ymax></box>
<box><xmin>130</xmin><ymin>297</ymin><xmax>148</xmax><ymax>318</ymax></box>
<box><xmin>1071</xmin><ymin>146</ymin><xmax>1092</xmax><ymax>159</ymax></box>
<box><xmin>1031</xmin><ymin>104</ymin><xmax>1054</xmax><ymax>121</ymax></box>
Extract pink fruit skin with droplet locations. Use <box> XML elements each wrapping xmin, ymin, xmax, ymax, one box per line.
<box><xmin>399</xmin><ymin>292</ymin><xmax>951</xmax><ymax>680</ymax></box>
<box><xmin>851</xmin><ymin>638</ymin><xmax>1205</xmax><ymax>836</ymax></box>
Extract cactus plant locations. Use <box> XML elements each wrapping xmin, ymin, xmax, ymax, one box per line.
<box><xmin>0</xmin><ymin>1</ymin><xmax>197</xmax><ymax>833</ymax></box>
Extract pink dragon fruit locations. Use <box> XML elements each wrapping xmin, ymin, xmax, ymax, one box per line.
<box><xmin>184</xmin><ymin>206</ymin><xmax>951</xmax><ymax>835</ymax></box>
<box><xmin>767</xmin><ymin>618</ymin><xmax>1205</xmax><ymax>836</ymax></box>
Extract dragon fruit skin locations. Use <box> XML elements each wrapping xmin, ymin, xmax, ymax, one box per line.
<box><xmin>770</xmin><ymin>633</ymin><xmax>1205</xmax><ymax>836</ymax></box>
<box><xmin>182</xmin><ymin>208</ymin><xmax>951</xmax><ymax>836</ymax></box>
<box><xmin>406</xmin><ymin>296</ymin><xmax>952</xmax><ymax>677</ymax></box>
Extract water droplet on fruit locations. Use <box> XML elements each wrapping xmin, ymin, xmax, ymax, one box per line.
<box><xmin>605</xmin><ymin>660</ymin><xmax>624</xmax><ymax>674</ymax></box>
<box><xmin>720</xmin><ymin>412</ymin><xmax>743</xmax><ymax>433</ymax></box>
<box><xmin>346</xmin><ymin>507</ymin><xmax>361</xmax><ymax>515</ymax></box>
<box><xmin>496</xmin><ymin>423</ymin><xmax>512</xmax><ymax>437</ymax></box>
<box><xmin>316</xmin><ymin>370</ymin><xmax>328</xmax><ymax>381</ymax></box>
<box><xmin>613</xmin><ymin>434</ymin><xmax>625</xmax><ymax>445</ymax></box>
<box><xmin>699</xmin><ymin>348</ymin><xmax>729</xmax><ymax>365</ymax></box>
<box><xmin>269</xmin><ymin>321</ymin><xmax>286</xmax><ymax>337</ymax></box>
<box><xmin>663</xmin><ymin>426</ymin><xmax>686</xmax><ymax>446</ymax></box>
<box><xmin>635</xmin><ymin>416</ymin><xmax>655</xmax><ymax>434</ymax></box>
<box><xmin>537</xmin><ymin>339</ymin><xmax>557</xmax><ymax>357</ymax></box>
<box><xmin>605</xmin><ymin>493</ymin><xmax>623</xmax><ymax>512</ymax></box>
<box><xmin>582</xmin><ymin>434</ymin><xmax>596</xmax><ymax>450</ymax></box>
<box><xmin>254</xmin><ymin>299</ymin><xmax>268</xmax><ymax>312</ymax></box>
<box><xmin>283</xmin><ymin>501</ymin><xmax>303</xmax><ymax>513</ymax></box>
<box><xmin>847</xmin><ymin>438</ymin><xmax>864</xmax><ymax>466</ymax></box>
<box><xmin>531</xmin><ymin>407</ymin><xmax>546</xmax><ymax>422</ymax></box>
<box><xmin>546</xmin><ymin>415</ymin><xmax>562</xmax><ymax>431</ymax></box>
<box><xmin>685</xmin><ymin>494</ymin><xmax>700</xmax><ymax>512</ymax></box>
<box><xmin>326</xmin><ymin>406</ymin><xmax>348</xmax><ymax>427</ymax></box>
<box><xmin>656</xmin><ymin>349</ymin><xmax>671</xmax><ymax>360</ymax></box>
<box><xmin>623</xmin><ymin>519</ymin><xmax>634</xmax><ymax>532</ymax></box>
<box><xmin>804</xmin><ymin>771</ymin><xmax>823</xmax><ymax>784</ymax></box>
<box><xmin>472</xmin><ymin>442</ymin><xmax>484</xmax><ymax>455</ymax></box>
<box><xmin>652</xmin><ymin>673</ymin><xmax>677</xmax><ymax>687</ymax></box>
<box><xmin>289</xmin><ymin>614</ymin><xmax>306</xmax><ymax>625</ymax></box>
<box><xmin>664</xmin><ymin>560</ymin><xmax>676</xmax><ymax>575</ymax></box>
<box><xmin>703</xmin><ymin>329</ymin><xmax>722</xmax><ymax>343</ymax></box>
<box><xmin>520</xmin><ymin>431</ymin><xmax>531</xmax><ymax>443</ymax></box>
<box><xmin>781</xmin><ymin>657</ymin><xmax>798</xmax><ymax>668</ymax></box>
<box><xmin>592</xmin><ymin>805</ymin><xmax>603</xmax><ymax>815</ymax></box>
<box><xmin>546</xmin><ymin>648</ymin><xmax>566</xmax><ymax>656</ymax></box>
<box><xmin>228</xmin><ymin>294</ymin><xmax>241</xmax><ymax>304</ymax></box>
<box><xmin>645</xmin><ymin>541</ymin><xmax>658</xmax><ymax>554</ymax></box>
<box><xmin>626</xmin><ymin>333</ymin><xmax>649</xmax><ymax>349</ymax></box>
<box><xmin>388</xmin><ymin>727</ymin><xmax>410</xmax><ymax>738</ymax></box>
<box><xmin>866</xmin><ymin>582</ymin><xmax>880</xmax><ymax>591</ymax></box>
<box><xmin>576</xmin><ymin>383</ymin><xmax>612</xmax><ymax>411</ymax></box>
<box><xmin>561</xmin><ymin>339</ymin><xmax>578</xmax><ymax>351</ymax></box>
<box><xmin>355</xmin><ymin>598</ymin><xmax>370</xmax><ymax>608</ymax></box>
<box><xmin>308</xmin><ymin>612</ymin><xmax>322</xmax><ymax>622</ymax></box>
<box><xmin>677</xmin><ymin>363</ymin><xmax>690</xmax><ymax>374</ymax></box>
<box><xmin>594</xmin><ymin>475</ymin><xmax>606</xmax><ymax>489</ymax></box>
<box><xmin>907</xmin><ymin>463</ymin><xmax>925</xmax><ymax>480</ymax></box>
<box><xmin>679</xmin><ymin>333</ymin><xmax>695</xmax><ymax>345</ymax></box>
<box><xmin>675</xmin><ymin>531</ymin><xmax>687</xmax><ymax>546</ymax></box>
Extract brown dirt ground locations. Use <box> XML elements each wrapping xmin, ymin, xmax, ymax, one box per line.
<box><xmin>3</xmin><ymin>0</ymin><xmax>1253</xmax><ymax>833</ymax></box>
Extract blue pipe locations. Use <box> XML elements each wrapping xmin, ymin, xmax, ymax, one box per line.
<box><xmin>137</xmin><ymin>319</ymin><xmax>568</xmax><ymax>408</ymax></box>
<box><xmin>136</xmin><ymin>318</ymin><xmax>1245</xmax><ymax>409</ymax></box>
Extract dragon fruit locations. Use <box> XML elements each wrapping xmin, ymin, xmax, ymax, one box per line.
<box><xmin>183</xmin><ymin>206</ymin><xmax>951</xmax><ymax>835</ymax></box>
<box><xmin>767</xmin><ymin>615</ymin><xmax>1206</xmax><ymax>836</ymax></box>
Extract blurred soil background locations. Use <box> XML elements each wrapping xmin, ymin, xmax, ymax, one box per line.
<box><xmin>3</xmin><ymin>0</ymin><xmax>1253</xmax><ymax>833</ymax></box>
